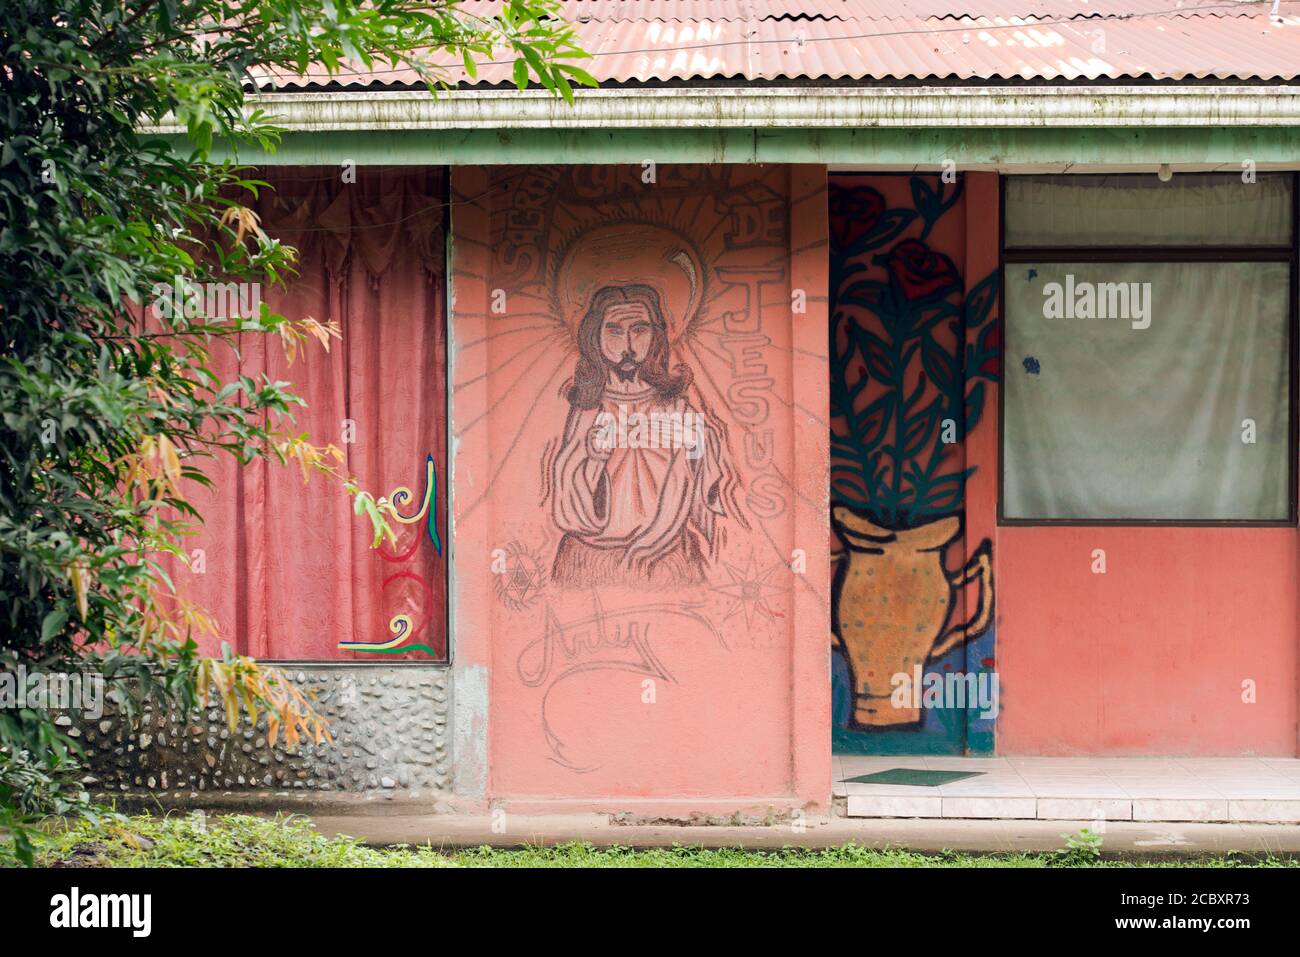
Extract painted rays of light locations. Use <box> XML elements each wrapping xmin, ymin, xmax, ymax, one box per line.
<box><xmin>338</xmin><ymin>454</ymin><xmax>443</xmax><ymax>655</ymax></box>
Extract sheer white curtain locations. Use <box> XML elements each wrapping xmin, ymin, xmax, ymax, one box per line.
<box><xmin>1003</xmin><ymin>261</ymin><xmax>1291</xmax><ymax>520</ymax></box>
<box><xmin>1005</xmin><ymin>174</ymin><xmax>1292</xmax><ymax>247</ymax></box>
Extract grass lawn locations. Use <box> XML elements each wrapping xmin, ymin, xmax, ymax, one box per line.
<box><xmin>5</xmin><ymin>812</ymin><xmax>1299</xmax><ymax>868</ymax></box>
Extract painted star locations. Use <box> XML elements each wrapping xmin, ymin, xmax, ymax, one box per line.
<box><xmin>495</xmin><ymin>541</ymin><xmax>546</xmax><ymax>610</ymax></box>
<box><xmin>710</xmin><ymin>554</ymin><xmax>784</xmax><ymax>628</ymax></box>
<box><xmin>504</xmin><ymin>556</ymin><xmax>540</xmax><ymax>603</ymax></box>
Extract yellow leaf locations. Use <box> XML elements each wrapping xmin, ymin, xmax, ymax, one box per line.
<box><xmin>279</xmin><ymin>324</ymin><xmax>299</xmax><ymax>367</ymax></box>
<box><xmin>208</xmin><ymin>662</ymin><xmax>229</xmax><ymax>703</ymax></box>
<box><xmin>223</xmin><ymin>686</ymin><xmax>239</xmax><ymax>733</ymax></box>
<box><xmin>219</xmin><ymin>205</ymin><xmax>265</xmax><ymax>247</ymax></box>
<box><xmin>68</xmin><ymin>561</ymin><xmax>90</xmax><ymax>621</ymax></box>
<box><xmin>239</xmin><ymin>686</ymin><xmax>259</xmax><ymax>728</ymax></box>
<box><xmin>157</xmin><ymin>434</ymin><xmax>184</xmax><ymax>500</ymax></box>
<box><xmin>299</xmin><ymin>318</ymin><xmax>341</xmax><ymax>353</ymax></box>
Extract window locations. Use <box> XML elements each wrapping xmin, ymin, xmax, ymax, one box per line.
<box><xmin>1000</xmin><ymin>173</ymin><xmax>1296</xmax><ymax>523</ymax></box>
<box><xmin>168</xmin><ymin>167</ymin><xmax>450</xmax><ymax>660</ymax></box>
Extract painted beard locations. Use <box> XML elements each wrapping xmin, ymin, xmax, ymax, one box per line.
<box><xmin>610</xmin><ymin>351</ymin><xmax>641</xmax><ymax>383</ymax></box>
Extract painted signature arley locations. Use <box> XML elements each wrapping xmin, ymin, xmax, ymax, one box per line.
<box><xmin>515</xmin><ymin>593</ymin><xmax>723</xmax><ymax>771</ymax></box>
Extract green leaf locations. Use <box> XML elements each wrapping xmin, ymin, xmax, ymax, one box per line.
<box><xmin>557</xmin><ymin>63</ymin><xmax>598</xmax><ymax>87</ymax></box>
<box><xmin>41</xmin><ymin>608</ymin><xmax>69</xmax><ymax>643</ymax></box>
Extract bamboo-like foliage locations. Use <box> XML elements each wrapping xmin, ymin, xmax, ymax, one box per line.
<box><xmin>0</xmin><ymin>0</ymin><xmax>590</xmax><ymax>863</ymax></box>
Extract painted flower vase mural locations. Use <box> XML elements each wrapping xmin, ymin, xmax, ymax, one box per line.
<box><xmin>829</xmin><ymin>175</ymin><xmax>1000</xmax><ymax>742</ymax></box>
<box><xmin>832</xmin><ymin>508</ymin><xmax>992</xmax><ymax>725</ymax></box>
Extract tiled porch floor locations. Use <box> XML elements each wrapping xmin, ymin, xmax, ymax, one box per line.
<box><xmin>835</xmin><ymin>755</ymin><xmax>1300</xmax><ymax>822</ymax></box>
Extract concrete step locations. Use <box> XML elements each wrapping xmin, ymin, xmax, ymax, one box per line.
<box><xmin>837</xmin><ymin>756</ymin><xmax>1300</xmax><ymax>823</ymax></box>
<box><xmin>844</xmin><ymin>794</ymin><xmax>1300</xmax><ymax>823</ymax></box>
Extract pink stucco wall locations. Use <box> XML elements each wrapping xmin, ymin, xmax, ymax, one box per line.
<box><xmin>962</xmin><ymin>175</ymin><xmax>1300</xmax><ymax>757</ymax></box>
<box><xmin>994</xmin><ymin>528</ymin><xmax>1298</xmax><ymax>755</ymax></box>
<box><xmin>448</xmin><ymin>163</ymin><xmax>1297</xmax><ymax>812</ymax></box>
<box><xmin>450</xmin><ymin>165</ymin><xmax>831</xmax><ymax>809</ymax></box>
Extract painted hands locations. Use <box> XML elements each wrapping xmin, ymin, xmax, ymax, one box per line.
<box><xmin>586</xmin><ymin>423</ymin><xmax>614</xmax><ymax>460</ymax></box>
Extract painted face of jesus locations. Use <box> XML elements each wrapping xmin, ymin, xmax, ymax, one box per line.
<box><xmin>599</xmin><ymin>301</ymin><xmax>654</xmax><ymax>382</ymax></box>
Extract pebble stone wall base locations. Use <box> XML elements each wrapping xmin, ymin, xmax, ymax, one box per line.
<box><xmin>72</xmin><ymin>665</ymin><xmax>452</xmax><ymax>804</ymax></box>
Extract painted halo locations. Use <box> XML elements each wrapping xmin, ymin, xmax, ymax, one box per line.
<box><xmin>553</xmin><ymin>222</ymin><xmax>704</xmax><ymax>344</ymax></box>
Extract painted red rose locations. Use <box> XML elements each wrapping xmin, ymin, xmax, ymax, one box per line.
<box><xmin>979</xmin><ymin>321</ymin><xmax>1001</xmax><ymax>377</ymax></box>
<box><xmin>884</xmin><ymin>239</ymin><xmax>961</xmax><ymax>302</ymax></box>
<box><xmin>829</xmin><ymin>184</ymin><xmax>885</xmax><ymax>251</ymax></box>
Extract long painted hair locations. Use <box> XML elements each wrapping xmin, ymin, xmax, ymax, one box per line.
<box><xmin>567</xmin><ymin>283</ymin><xmax>693</xmax><ymax>410</ymax></box>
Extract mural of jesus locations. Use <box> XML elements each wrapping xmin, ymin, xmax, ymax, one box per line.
<box><xmin>551</xmin><ymin>283</ymin><xmax>726</xmax><ymax>587</ymax></box>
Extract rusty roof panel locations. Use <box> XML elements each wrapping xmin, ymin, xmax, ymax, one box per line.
<box><xmin>260</xmin><ymin>4</ymin><xmax>1300</xmax><ymax>87</ymax></box>
<box><xmin>457</xmin><ymin>0</ymin><xmax>1290</xmax><ymax>19</ymax></box>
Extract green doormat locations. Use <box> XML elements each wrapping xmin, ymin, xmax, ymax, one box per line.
<box><xmin>845</xmin><ymin>768</ymin><xmax>985</xmax><ymax>787</ymax></box>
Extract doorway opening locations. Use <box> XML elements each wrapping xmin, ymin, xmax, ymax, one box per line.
<box><xmin>828</xmin><ymin>172</ymin><xmax>999</xmax><ymax>756</ymax></box>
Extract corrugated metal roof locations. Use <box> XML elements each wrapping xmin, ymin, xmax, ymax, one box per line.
<box><xmin>456</xmin><ymin>0</ymin><xmax>1289</xmax><ymax>20</ymax></box>
<box><xmin>259</xmin><ymin>1</ymin><xmax>1300</xmax><ymax>88</ymax></box>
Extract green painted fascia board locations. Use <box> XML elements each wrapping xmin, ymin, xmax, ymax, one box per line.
<box><xmin>164</xmin><ymin>126</ymin><xmax>1300</xmax><ymax>167</ymax></box>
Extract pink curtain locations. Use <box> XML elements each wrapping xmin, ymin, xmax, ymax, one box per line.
<box><xmin>171</xmin><ymin>167</ymin><xmax>447</xmax><ymax>661</ymax></box>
